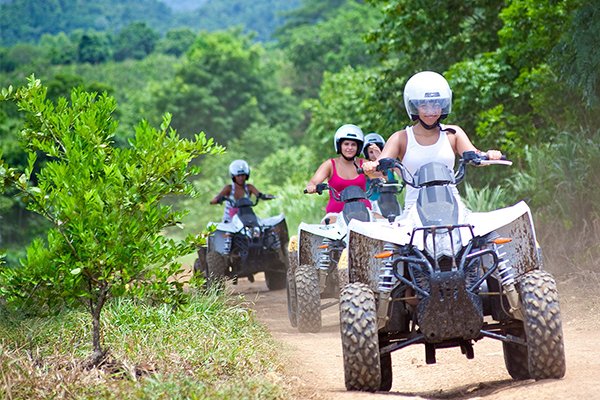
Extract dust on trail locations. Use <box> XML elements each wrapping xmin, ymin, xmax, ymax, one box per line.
<box><xmin>229</xmin><ymin>273</ymin><xmax>600</xmax><ymax>400</ymax></box>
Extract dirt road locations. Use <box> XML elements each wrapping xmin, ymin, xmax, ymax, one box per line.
<box><xmin>230</xmin><ymin>274</ymin><xmax>600</xmax><ymax>400</ymax></box>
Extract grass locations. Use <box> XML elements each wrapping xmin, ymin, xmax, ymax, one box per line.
<box><xmin>0</xmin><ymin>289</ymin><xmax>289</xmax><ymax>399</ymax></box>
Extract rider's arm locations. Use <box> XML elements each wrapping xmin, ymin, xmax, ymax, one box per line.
<box><xmin>210</xmin><ymin>185</ymin><xmax>230</xmax><ymax>204</ymax></box>
<box><xmin>379</xmin><ymin>130</ymin><xmax>406</xmax><ymax>160</ymax></box>
<box><xmin>305</xmin><ymin>159</ymin><xmax>333</xmax><ymax>193</ymax></box>
<box><xmin>247</xmin><ymin>184</ymin><xmax>261</xmax><ymax>197</ymax></box>
<box><xmin>363</xmin><ymin>130</ymin><xmax>407</xmax><ymax>177</ymax></box>
<box><xmin>449</xmin><ymin>124</ymin><xmax>503</xmax><ymax>160</ymax></box>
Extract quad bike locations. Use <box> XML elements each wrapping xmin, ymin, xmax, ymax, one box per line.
<box><xmin>287</xmin><ymin>182</ymin><xmax>400</xmax><ymax>333</ymax></box>
<box><xmin>194</xmin><ymin>194</ymin><xmax>289</xmax><ymax>290</ymax></box>
<box><xmin>339</xmin><ymin>151</ymin><xmax>566</xmax><ymax>392</ymax></box>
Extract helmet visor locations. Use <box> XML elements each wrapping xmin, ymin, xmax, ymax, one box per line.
<box><xmin>408</xmin><ymin>98</ymin><xmax>451</xmax><ymax>116</ymax></box>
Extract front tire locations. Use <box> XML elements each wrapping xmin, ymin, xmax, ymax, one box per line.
<box><xmin>265</xmin><ymin>270</ymin><xmax>287</xmax><ymax>290</ymax></box>
<box><xmin>295</xmin><ymin>264</ymin><xmax>321</xmax><ymax>333</ymax></box>
<box><xmin>379</xmin><ymin>352</ymin><xmax>393</xmax><ymax>391</ymax></box>
<box><xmin>206</xmin><ymin>251</ymin><xmax>228</xmax><ymax>289</ymax></box>
<box><xmin>518</xmin><ymin>270</ymin><xmax>566</xmax><ymax>380</ymax></box>
<box><xmin>502</xmin><ymin>327</ymin><xmax>530</xmax><ymax>380</ymax></box>
<box><xmin>286</xmin><ymin>249</ymin><xmax>299</xmax><ymax>327</ymax></box>
<box><xmin>339</xmin><ymin>282</ymin><xmax>381</xmax><ymax>392</ymax></box>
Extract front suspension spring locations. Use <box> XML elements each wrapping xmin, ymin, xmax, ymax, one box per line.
<box><xmin>317</xmin><ymin>239</ymin><xmax>331</xmax><ymax>271</ymax></box>
<box><xmin>496</xmin><ymin>244</ymin><xmax>514</xmax><ymax>286</ymax></box>
<box><xmin>378</xmin><ymin>242</ymin><xmax>399</xmax><ymax>293</ymax></box>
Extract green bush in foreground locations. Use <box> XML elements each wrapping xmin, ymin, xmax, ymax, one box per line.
<box><xmin>0</xmin><ymin>290</ymin><xmax>288</xmax><ymax>400</ymax></box>
<box><xmin>0</xmin><ymin>77</ymin><xmax>222</xmax><ymax>366</ymax></box>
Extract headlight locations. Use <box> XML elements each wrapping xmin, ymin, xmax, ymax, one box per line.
<box><xmin>252</xmin><ymin>226</ymin><xmax>261</xmax><ymax>238</ymax></box>
<box><xmin>425</xmin><ymin>229</ymin><xmax>461</xmax><ymax>258</ymax></box>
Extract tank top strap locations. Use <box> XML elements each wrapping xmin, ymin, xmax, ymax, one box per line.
<box><xmin>405</xmin><ymin>125</ymin><xmax>416</xmax><ymax>147</ymax></box>
<box><xmin>330</xmin><ymin>158</ymin><xmax>337</xmax><ymax>176</ymax></box>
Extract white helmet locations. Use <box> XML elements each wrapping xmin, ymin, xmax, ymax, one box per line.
<box><xmin>403</xmin><ymin>71</ymin><xmax>452</xmax><ymax>121</ymax></box>
<box><xmin>333</xmin><ymin>124</ymin><xmax>364</xmax><ymax>155</ymax></box>
<box><xmin>362</xmin><ymin>132</ymin><xmax>385</xmax><ymax>158</ymax></box>
<box><xmin>229</xmin><ymin>159</ymin><xmax>250</xmax><ymax>178</ymax></box>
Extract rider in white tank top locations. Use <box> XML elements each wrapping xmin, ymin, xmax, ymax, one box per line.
<box><xmin>402</xmin><ymin>125</ymin><xmax>459</xmax><ymax>210</ymax></box>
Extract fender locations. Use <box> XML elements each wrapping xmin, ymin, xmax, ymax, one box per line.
<box><xmin>209</xmin><ymin>216</ymin><xmax>243</xmax><ymax>234</ymax></box>
<box><xmin>466</xmin><ymin>201</ymin><xmax>534</xmax><ymax>240</ymax></box>
<box><xmin>298</xmin><ymin>221</ymin><xmax>346</xmax><ymax>241</ymax></box>
<box><xmin>260</xmin><ymin>213</ymin><xmax>286</xmax><ymax>227</ymax></box>
<box><xmin>467</xmin><ymin>201</ymin><xmax>538</xmax><ymax>276</ymax></box>
<box><xmin>297</xmin><ymin>221</ymin><xmax>347</xmax><ymax>266</ymax></box>
<box><xmin>208</xmin><ymin>230</ymin><xmax>232</xmax><ymax>255</ymax></box>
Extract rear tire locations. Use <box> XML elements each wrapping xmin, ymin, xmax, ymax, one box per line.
<box><xmin>518</xmin><ymin>270</ymin><xmax>566</xmax><ymax>380</ymax></box>
<box><xmin>295</xmin><ymin>264</ymin><xmax>321</xmax><ymax>333</ymax></box>
<box><xmin>339</xmin><ymin>282</ymin><xmax>381</xmax><ymax>391</ymax></box>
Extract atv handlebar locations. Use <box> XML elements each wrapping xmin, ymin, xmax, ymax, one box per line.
<box><xmin>376</xmin><ymin>151</ymin><xmax>512</xmax><ymax>188</ymax></box>
<box><xmin>303</xmin><ymin>182</ymin><xmax>329</xmax><ymax>195</ymax></box>
<box><xmin>217</xmin><ymin>192</ymin><xmax>275</xmax><ymax>207</ymax></box>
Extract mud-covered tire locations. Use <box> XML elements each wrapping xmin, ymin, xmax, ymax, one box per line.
<box><xmin>339</xmin><ymin>282</ymin><xmax>381</xmax><ymax>392</ymax></box>
<box><xmin>265</xmin><ymin>270</ymin><xmax>287</xmax><ymax>290</ymax></box>
<box><xmin>338</xmin><ymin>268</ymin><xmax>349</xmax><ymax>289</ymax></box>
<box><xmin>193</xmin><ymin>246</ymin><xmax>207</xmax><ymax>276</ymax></box>
<box><xmin>518</xmin><ymin>270</ymin><xmax>566</xmax><ymax>380</ymax></box>
<box><xmin>502</xmin><ymin>328</ymin><xmax>530</xmax><ymax>380</ymax></box>
<box><xmin>286</xmin><ymin>250</ymin><xmax>299</xmax><ymax>327</ymax></box>
<box><xmin>295</xmin><ymin>264</ymin><xmax>321</xmax><ymax>333</ymax></box>
<box><xmin>206</xmin><ymin>251</ymin><xmax>228</xmax><ymax>288</ymax></box>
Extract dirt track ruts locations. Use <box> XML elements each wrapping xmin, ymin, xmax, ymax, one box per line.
<box><xmin>230</xmin><ymin>273</ymin><xmax>600</xmax><ymax>400</ymax></box>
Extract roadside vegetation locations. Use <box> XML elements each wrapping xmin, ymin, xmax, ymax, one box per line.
<box><xmin>0</xmin><ymin>289</ymin><xmax>288</xmax><ymax>399</ymax></box>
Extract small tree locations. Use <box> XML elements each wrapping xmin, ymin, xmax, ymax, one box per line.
<box><xmin>0</xmin><ymin>77</ymin><xmax>222</xmax><ymax>366</ymax></box>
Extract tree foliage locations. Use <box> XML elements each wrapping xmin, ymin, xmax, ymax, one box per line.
<box><xmin>113</xmin><ymin>22</ymin><xmax>160</xmax><ymax>61</ymax></box>
<box><xmin>149</xmin><ymin>29</ymin><xmax>300</xmax><ymax>144</ymax></box>
<box><xmin>0</xmin><ymin>77</ymin><xmax>222</xmax><ymax>364</ymax></box>
<box><xmin>276</xmin><ymin>1</ymin><xmax>379</xmax><ymax>98</ymax></box>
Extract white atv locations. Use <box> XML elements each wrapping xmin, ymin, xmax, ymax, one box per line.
<box><xmin>340</xmin><ymin>152</ymin><xmax>566</xmax><ymax>391</ymax></box>
<box><xmin>287</xmin><ymin>183</ymin><xmax>398</xmax><ymax>333</ymax></box>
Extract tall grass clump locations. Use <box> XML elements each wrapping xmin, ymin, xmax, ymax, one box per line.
<box><xmin>0</xmin><ymin>289</ymin><xmax>288</xmax><ymax>400</ymax></box>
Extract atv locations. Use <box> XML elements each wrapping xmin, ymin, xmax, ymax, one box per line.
<box><xmin>339</xmin><ymin>151</ymin><xmax>566</xmax><ymax>391</ymax></box>
<box><xmin>194</xmin><ymin>193</ymin><xmax>289</xmax><ymax>290</ymax></box>
<box><xmin>287</xmin><ymin>182</ymin><xmax>401</xmax><ymax>333</ymax></box>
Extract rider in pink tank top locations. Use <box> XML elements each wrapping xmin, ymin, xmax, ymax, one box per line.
<box><xmin>326</xmin><ymin>158</ymin><xmax>370</xmax><ymax>213</ymax></box>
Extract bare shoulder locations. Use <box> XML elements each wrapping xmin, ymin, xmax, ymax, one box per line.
<box><xmin>444</xmin><ymin>124</ymin><xmax>476</xmax><ymax>153</ymax></box>
<box><xmin>219</xmin><ymin>184</ymin><xmax>232</xmax><ymax>196</ymax></box>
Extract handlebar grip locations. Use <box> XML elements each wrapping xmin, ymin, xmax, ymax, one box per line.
<box><xmin>303</xmin><ymin>189</ymin><xmax>308</xmax><ymax>194</ymax></box>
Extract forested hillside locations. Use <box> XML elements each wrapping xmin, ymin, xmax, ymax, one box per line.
<box><xmin>1</xmin><ymin>0</ymin><xmax>599</xmax><ymax>267</ymax></box>
<box><xmin>0</xmin><ymin>0</ymin><xmax>300</xmax><ymax>46</ymax></box>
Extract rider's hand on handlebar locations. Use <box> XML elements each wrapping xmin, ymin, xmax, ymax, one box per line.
<box><xmin>217</xmin><ymin>195</ymin><xmax>226</xmax><ymax>204</ymax></box>
<box><xmin>362</xmin><ymin>161</ymin><xmax>379</xmax><ymax>176</ymax></box>
<box><xmin>305</xmin><ymin>183</ymin><xmax>317</xmax><ymax>194</ymax></box>
<box><xmin>485</xmin><ymin>150</ymin><xmax>503</xmax><ymax>160</ymax></box>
